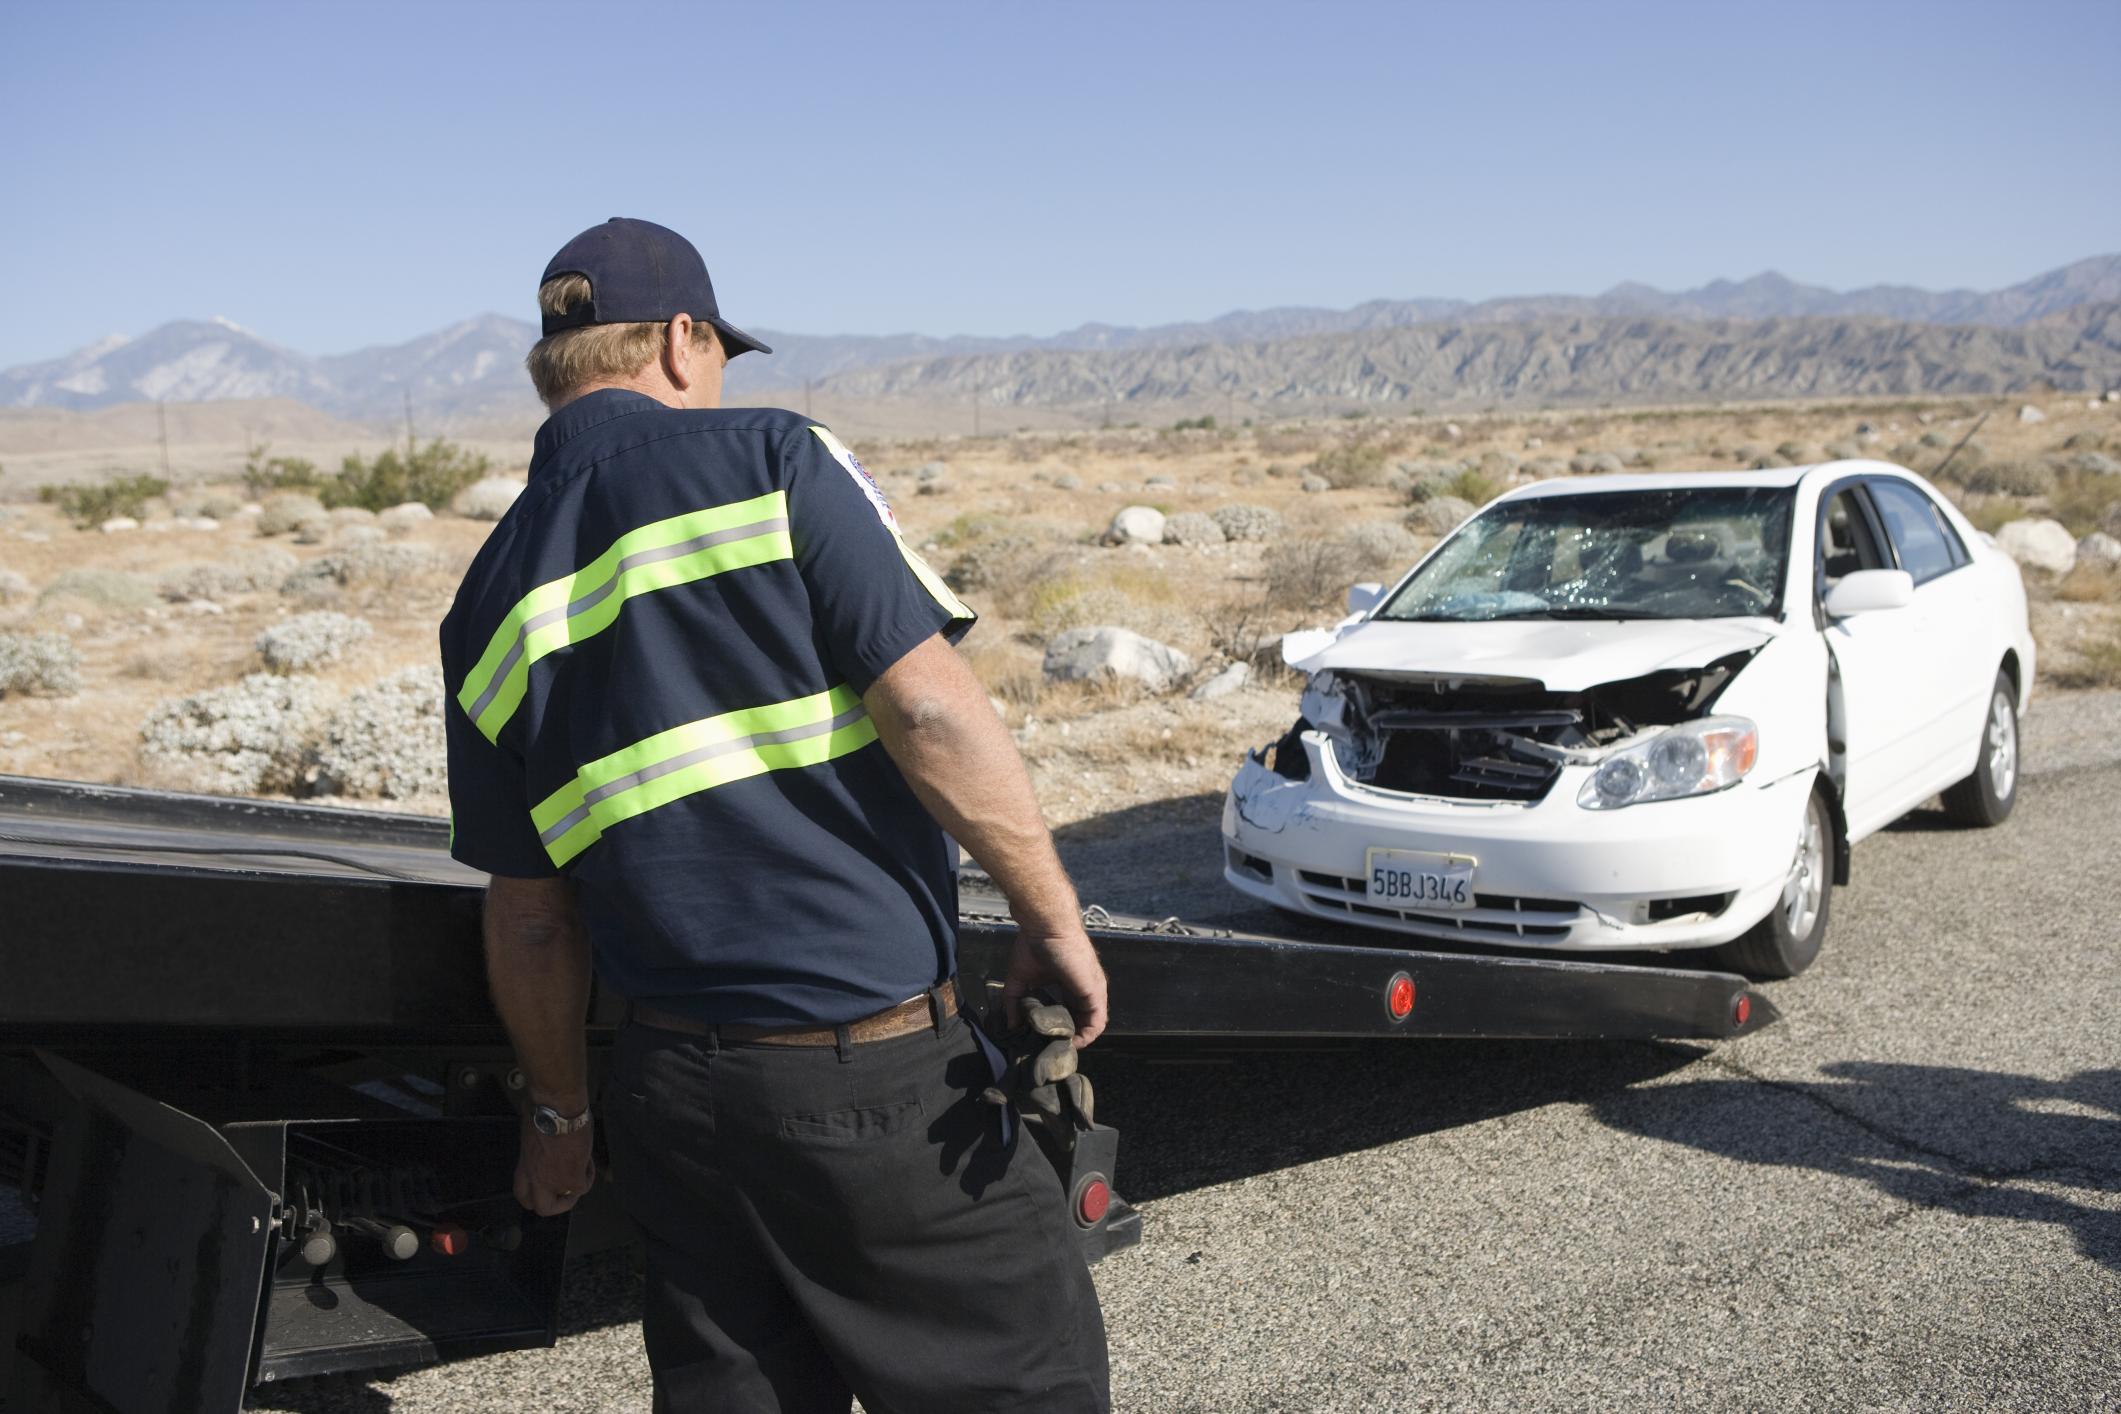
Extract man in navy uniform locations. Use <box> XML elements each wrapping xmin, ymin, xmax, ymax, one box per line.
<box><xmin>441</xmin><ymin>218</ymin><xmax>1110</xmax><ymax>1413</ymax></box>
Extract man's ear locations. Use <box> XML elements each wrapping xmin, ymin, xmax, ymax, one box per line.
<box><xmin>663</xmin><ymin>314</ymin><xmax>695</xmax><ymax>391</ymax></box>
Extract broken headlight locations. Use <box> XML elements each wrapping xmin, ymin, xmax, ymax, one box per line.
<box><xmin>1577</xmin><ymin>717</ymin><xmax>1758</xmax><ymax>810</ymax></box>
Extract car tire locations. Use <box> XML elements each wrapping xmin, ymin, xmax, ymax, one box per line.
<box><xmin>1714</xmin><ymin>788</ymin><xmax>1832</xmax><ymax>980</ymax></box>
<box><xmin>1940</xmin><ymin>672</ymin><xmax>2018</xmax><ymax>828</ymax></box>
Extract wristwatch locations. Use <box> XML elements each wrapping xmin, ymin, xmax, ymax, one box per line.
<box><xmin>531</xmin><ymin>1103</ymin><xmax>591</xmax><ymax>1136</ymax></box>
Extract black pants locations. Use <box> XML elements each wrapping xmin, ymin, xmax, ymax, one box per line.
<box><xmin>601</xmin><ymin>1006</ymin><xmax>1111</xmax><ymax>1414</ymax></box>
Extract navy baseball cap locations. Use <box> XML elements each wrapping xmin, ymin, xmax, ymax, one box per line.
<box><xmin>539</xmin><ymin>217</ymin><xmax>771</xmax><ymax>358</ymax></box>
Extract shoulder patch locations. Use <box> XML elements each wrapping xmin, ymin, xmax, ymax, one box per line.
<box><xmin>809</xmin><ymin>425</ymin><xmax>898</xmax><ymax>532</ymax></box>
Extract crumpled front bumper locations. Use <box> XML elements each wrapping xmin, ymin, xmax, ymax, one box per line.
<box><xmin>1221</xmin><ymin>731</ymin><xmax>1814</xmax><ymax>951</ymax></box>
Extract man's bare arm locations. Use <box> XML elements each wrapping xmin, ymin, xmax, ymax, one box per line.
<box><xmin>865</xmin><ymin>634</ymin><xmax>1108</xmax><ymax>1046</ymax></box>
<box><xmin>484</xmin><ymin>874</ymin><xmax>596</xmax><ymax>1213</ymax></box>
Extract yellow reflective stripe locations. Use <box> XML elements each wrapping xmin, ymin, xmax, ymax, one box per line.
<box><xmin>456</xmin><ymin>491</ymin><xmax>792</xmax><ymax>742</ymax></box>
<box><xmin>807</xmin><ymin>425</ymin><xmax>975</xmax><ymax>626</ymax></box>
<box><xmin>531</xmin><ymin>685</ymin><xmax>872</xmax><ymax>866</ymax></box>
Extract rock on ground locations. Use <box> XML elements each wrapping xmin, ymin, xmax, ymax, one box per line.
<box><xmin>2076</xmin><ymin>531</ymin><xmax>2121</xmax><ymax>571</ymax></box>
<box><xmin>1210</xmin><ymin>504</ymin><xmax>1282</xmax><ymax>542</ymax></box>
<box><xmin>0</xmin><ymin>631</ymin><xmax>81</xmax><ymax>697</ymax></box>
<box><xmin>309</xmin><ymin>665</ymin><xmax>447</xmax><ymax>801</ymax></box>
<box><xmin>1103</xmin><ymin>506</ymin><xmax>1166</xmax><ymax>546</ymax></box>
<box><xmin>1189</xmin><ymin>661</ymin><xmax>1252</xmax><ymax>700</ymax></box>
<box><xmin>1300</xmin><ymin>475</ymin><xmax>1330</xmax><ymax>493</ymax></box>
<box><xmin>455</xmin><ymin>478</ymin><xmax>525</xmax><ymax>521</ymax></box>
<box><xmin>139</xmin><ymin>673</ymin><xmax>334</xmax><ymax>795</ymax></box>
<box><xmin>2074</xmin><ymin>451</ymin><xmax>2119</xmax><ymax>477</ymax></box>
<box><xmin>1162</xmin><ymin>512</ymin><xmax>1226</xmax><ymax>547</ymax></box>
<box><xmin>257</xmin><ymin>612</ymin><xmax>374</xmax><ymax>672</ymax></box>
<box><xmin>1042</xmin><ymin>626</ymin><xmax>1193</xmax><ymax>693</ymax></box>
<box><xmin>0</xmin><ymin>569</ymin><xmax>30</xmax><ymax>604</ymax></box>
<box><xmin>1994</xmin><ymin>517</ymin><xmax>2078</xmax><ymax>576</ymax></box>
<box><xmin>2017</xmin><ymin>404</ymin><xmax>2046</xmax><ymax>423</ymax></box>
<box><xmin>1405</xmin><ymin>496</ymin><xmax>1476</xmax><ymax>536</ymax></box>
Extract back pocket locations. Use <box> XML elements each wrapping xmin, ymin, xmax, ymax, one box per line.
<box><xmin>779</xmin><ymin>1099</ymin><xmax>924</xmax><ymax>1142</ymax></box>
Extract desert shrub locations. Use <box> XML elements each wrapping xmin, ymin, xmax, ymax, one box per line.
<box><xmin>1338</xmin><ymin>521</ymin><xmax>1419</xmax><ymax>577</ymax></box>
<box><xmin>308</xmin><ymin>666</ymin><xmax>447</xmax><ymax>800</ymax></box>
<box><xmin>1962</xmin><ymin>460</ymin><xmax>2057</xmax><ymax>498</ymax></box>
<box><xmin>1310</xmin><ymin>436</ymin><xmax>1406</xmax><ymax>490</ymax></box>
<box><xmin>1961</xmin><ymin>499</ymin><xmax>2027</xmax><ymax>535</ymax></box>
<box><xmin>258</xmin><ymin>612</ymin><xmax>373</xmax><ymax>672</ymax></box>
<box><xmin>1209</xmin><ymin>503</ymin><xmax>1283</xmax><ymax>542</ymax></box>
<box><xmin>0</xmin><ymin>569</ymin><xmax>31</xmax><ymax>604</ymax></box>
<box><xmin>943</xmin><ymin>535</ymin><xmax>1071</xmax><ymax>616</ymax></box>
<box><xmin>1263</xmin><ymin>534</ymin><xmax>1371</xmax><ymax>613</ymax></box>
<box><xmin>1169</xmin><ymin>415</ymin><xmax>1217</xmax><ymax>432</ymax></box>
<box><xmin>38</xmin><ymin>474</ymin><xmax>168</xmax><ymax>527</ymax></box>
<box><xmin>1025</xmin><ymin>565</ymin><xmax>1189</xmax><ymax>644</ymax></box>
<box><xmin>157</xmin><ymin>548</ymin><xmax>300</xmax><ymax>602</ymax></box>
<box><xmin>257</xmin><ymin>492</ymin><xmax>329</xmax><ymax>536</ymax></box>
<box><xmin>240</xmin><ymin>442</ymin><xmax>324</xmax><ymax>498</ymax></box>
<box><xmin>2050</xmin><ymin>470</ymin><xmax>2121</xmax><ymax>538</ymax></box>
<box><xmin>39</xmin><ymin>567</ymin><xmax>156</xmax><ymax>613</ymax></box>
<box><xmin>1161</xmin><ymin>511</ymin><xmax>1226</xmax><ymax>547</ymax></box>
<box><xmin>282</xmin><ymin>542</ymin><xmax>446</xmax><ymax>595</ymax></box>
<box><xmin>139</xmin><ymin>673</ymin><xmax>334</xmax><ymax>794</ymax></box>
<box><xmin>325</xmin><ymin>439</ymin><xmax>491</xmax><ymax>512</ymax></box>
<box><xmin>1442</xmin><ymin>468</ymin><xmax>1502</xmax><ymax>505</ymax></box>
<box><xmin>0</xmin><ymin>631</ymin><xmax>81</xmax><ymax>697</ymax></box>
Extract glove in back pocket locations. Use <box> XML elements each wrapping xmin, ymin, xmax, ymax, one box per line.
<box><xmin>779</xmin><ymin>1098</ymin><xmax>924</xmax><ymax>1142</ymax></box>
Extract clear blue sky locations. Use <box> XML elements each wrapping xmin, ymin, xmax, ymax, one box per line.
<box><xmin>2</xmin><ymin>0</ymin><xmax>2116</xmax><ymax>366</ymax></box>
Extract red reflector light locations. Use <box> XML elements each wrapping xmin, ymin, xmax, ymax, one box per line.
<box><xmin>1076</xmin><ymin>1178</ymin><xmax>1111</xmax><ymax>1227</ymax></box>
<box><xmin>1386</xmin><ymin>973</ymin><xmax>1416</xmax><ymax>1021</ymax></box>
<box><xmin>430</xmin><ymin>1224</ymin><xmax>468</xmax><ymax>1257</ymax></box>
<box><xmin>1733</xmin><ymin>994</ymin><xmax>1752</xmax><ymax>1027</ymax></box>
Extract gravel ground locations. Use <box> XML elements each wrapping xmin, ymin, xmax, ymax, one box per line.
<box><xmin>192</xmin><ymin>692</ymin><xmax>2121</xmax><ymax>1410</ymax></box>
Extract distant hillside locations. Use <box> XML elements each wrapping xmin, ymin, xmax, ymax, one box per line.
<box><xmin>807</xmin><ymin>304</ymin><xmax>2121</xmax><ymax>413</ymax></box>
<box><xmin>5</xmin><ymin>255</ymin><xmax>2116</xmax><ymax>422</ymax></box>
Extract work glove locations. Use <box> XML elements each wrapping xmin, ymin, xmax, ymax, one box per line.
<box><xmin>981</xmin><ymin>999</ymin><xmax>1096</xmax><ymax>1147</ymax></box>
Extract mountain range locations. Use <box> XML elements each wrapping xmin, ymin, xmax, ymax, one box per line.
<box><xmin>5</xmin><ymin>255</ymin><xmax>2118</xmax><ymax>423</ymax></box>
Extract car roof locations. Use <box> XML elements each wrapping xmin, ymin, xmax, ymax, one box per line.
<box><xmin>1499</xmin><ymin>460</ymin><xmax>1923</xmax><ymax>501</ymax></box>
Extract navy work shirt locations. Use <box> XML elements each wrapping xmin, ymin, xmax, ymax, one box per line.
<box><xmin>440</xmin><ymin>390</ymin><xmax>976</xmax><ymax>1027</ymax></box>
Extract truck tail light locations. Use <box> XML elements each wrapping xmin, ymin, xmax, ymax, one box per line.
<box><xmin>1386</xmin><ymin>973</ymin><xmax>1416</xmax><ymax>1021</ymax></box>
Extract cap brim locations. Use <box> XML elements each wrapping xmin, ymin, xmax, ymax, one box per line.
<box><xmin>707</xmin><ymin>316</ymin><xmax>770</xmax><ymax>358</ymax></box>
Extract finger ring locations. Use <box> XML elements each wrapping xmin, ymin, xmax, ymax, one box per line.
<box><xmin>555</xmin><ymin>1188</ymin><xmax>576</xmax><ymax>1198</ymax></box>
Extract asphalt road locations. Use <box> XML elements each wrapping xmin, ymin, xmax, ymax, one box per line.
<box><xmin>257</xmin><ymin>695</ymin><xmax>2121</xmax><ymax>1413</ymax></box>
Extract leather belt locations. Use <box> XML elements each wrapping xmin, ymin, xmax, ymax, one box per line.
<box><xmin>628</xmin><ymin>981</ymin><xmax>959</xmax><ymax>1048</ymax></box>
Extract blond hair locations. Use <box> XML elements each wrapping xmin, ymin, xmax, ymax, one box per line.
<box><xmin>525</xmin><ymin>273</ymin><xmax>718</xmax><ymax>407</ymax></box>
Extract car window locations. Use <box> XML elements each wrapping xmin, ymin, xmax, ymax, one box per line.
<box><xmin>1867</xmin><ymin>479</ymin><xmax>1966</xmax><ymax>583</ymax></box>
<box><xmin>1819</xmin><ymin>489</ymin><xmax>1886</xmax><ymax>587</ymax></box>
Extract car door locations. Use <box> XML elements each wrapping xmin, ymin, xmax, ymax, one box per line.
<box><xmin>1863</xmin><ymin>475</ymin><xmax>1988</xmax><ymax>795</ymax></box>
<box><xmin>1814</xmin><ymin>480</ymin><xmax>1937</xmax><ymax>837</ymax></box>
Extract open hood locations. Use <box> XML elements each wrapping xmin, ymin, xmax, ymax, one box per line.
<box><xmin>1288</xmin><ymin>616</ymin><xmax>1779</xmax><ymax>692</ymax></box>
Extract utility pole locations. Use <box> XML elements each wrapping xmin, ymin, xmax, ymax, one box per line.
<box><xmin>156</xmin><ymin>401</ymin><xmax>171</xmax><ymax>479</ymax></box>
<box><xmin>804</xmin><ymin>379</ymin><xmax>814</xmax><ymax>419</ymax></box>
<box><xmin>973</xmin><ymin>379</ymin><xmax>982</xmax><ymax>438</ymax></box>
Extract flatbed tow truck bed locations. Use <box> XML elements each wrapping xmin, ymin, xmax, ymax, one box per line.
<box><xmin>0</xmin><ymin>775</ymin><xmax>1776</xmax><ymax>1412</ymax></box>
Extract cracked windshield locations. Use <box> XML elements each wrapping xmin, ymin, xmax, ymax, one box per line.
<box><xmin>1379</xmin><ymin>487</ymin><xmax>1795</xmax><ymax>622</ymax></box>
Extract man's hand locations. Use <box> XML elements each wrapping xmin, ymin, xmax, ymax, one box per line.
<box><xmin>1003</xmin><ymin>921</ymin><xmax>1108</xmax><ymax>1048</ymax></box>
<box><xmin>515</xmin><ymin>1117</ymin><xmax>596</xmax><ymax>1217</ymax></box>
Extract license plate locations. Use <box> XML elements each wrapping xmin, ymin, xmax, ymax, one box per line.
<box><xmin>1365</xmin><ymin>848</ymin><xmax>1476</xmax><ymax>910</ymax></box>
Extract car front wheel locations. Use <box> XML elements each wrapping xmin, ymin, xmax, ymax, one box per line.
<box><xmin>1941</xmin><ymin>672</ymin><xmax>2018</xmax><ymax>828</ymax></box>
<box><xmin>1714</xmin><ymin>787</ymin><xmax>1832</xmax><ymax>980</ymax></box>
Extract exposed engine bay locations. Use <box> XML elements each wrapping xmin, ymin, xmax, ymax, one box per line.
<box><xmin>1274</xmin><ymin>651</ymin><xmax>1757</xmax><ymax>802</ymax></box>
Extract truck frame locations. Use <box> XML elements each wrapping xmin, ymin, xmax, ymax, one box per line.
<box><xmin>0</xmin><ymin>774</ymin><xmax>1775</xmax><ymax>1412</ymax></box>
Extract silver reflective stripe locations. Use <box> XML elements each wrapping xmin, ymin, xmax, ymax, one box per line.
<box><xmin>463</xmin><ymin>515</ymin><xmax>789</xmax><ymax>725</ymax></box>
<box><xmin>535</xmin><ymin>703</ymin><xmax>870</xmax><ymax>847</ymax></box>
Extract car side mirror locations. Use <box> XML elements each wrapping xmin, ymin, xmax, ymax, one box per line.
<box><xmin>1823</xmin><ymin>568</ymin><xmax>1914</xmax><ymax>618</ymax></box>
<box><xmin>1346</xmin><ymin>582</ymin><xmax>1385</xmax><ymax>615</ymax></box>
<box><xmin>1280</xmin><ymin>628</ymin><xmax>1336</xmax><ymax>668</ymax></box>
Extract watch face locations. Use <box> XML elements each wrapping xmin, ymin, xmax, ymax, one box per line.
<box><xmin>532</xmin><ymin>1108</ymin><xmax>559</xmax><ymax>1135</ymax></box>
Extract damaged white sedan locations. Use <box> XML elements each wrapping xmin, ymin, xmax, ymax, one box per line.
<box><xmin>1223</xmin><ymin>461</ymin><xmax>2035</xmax><ymax>977</ymax></box>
